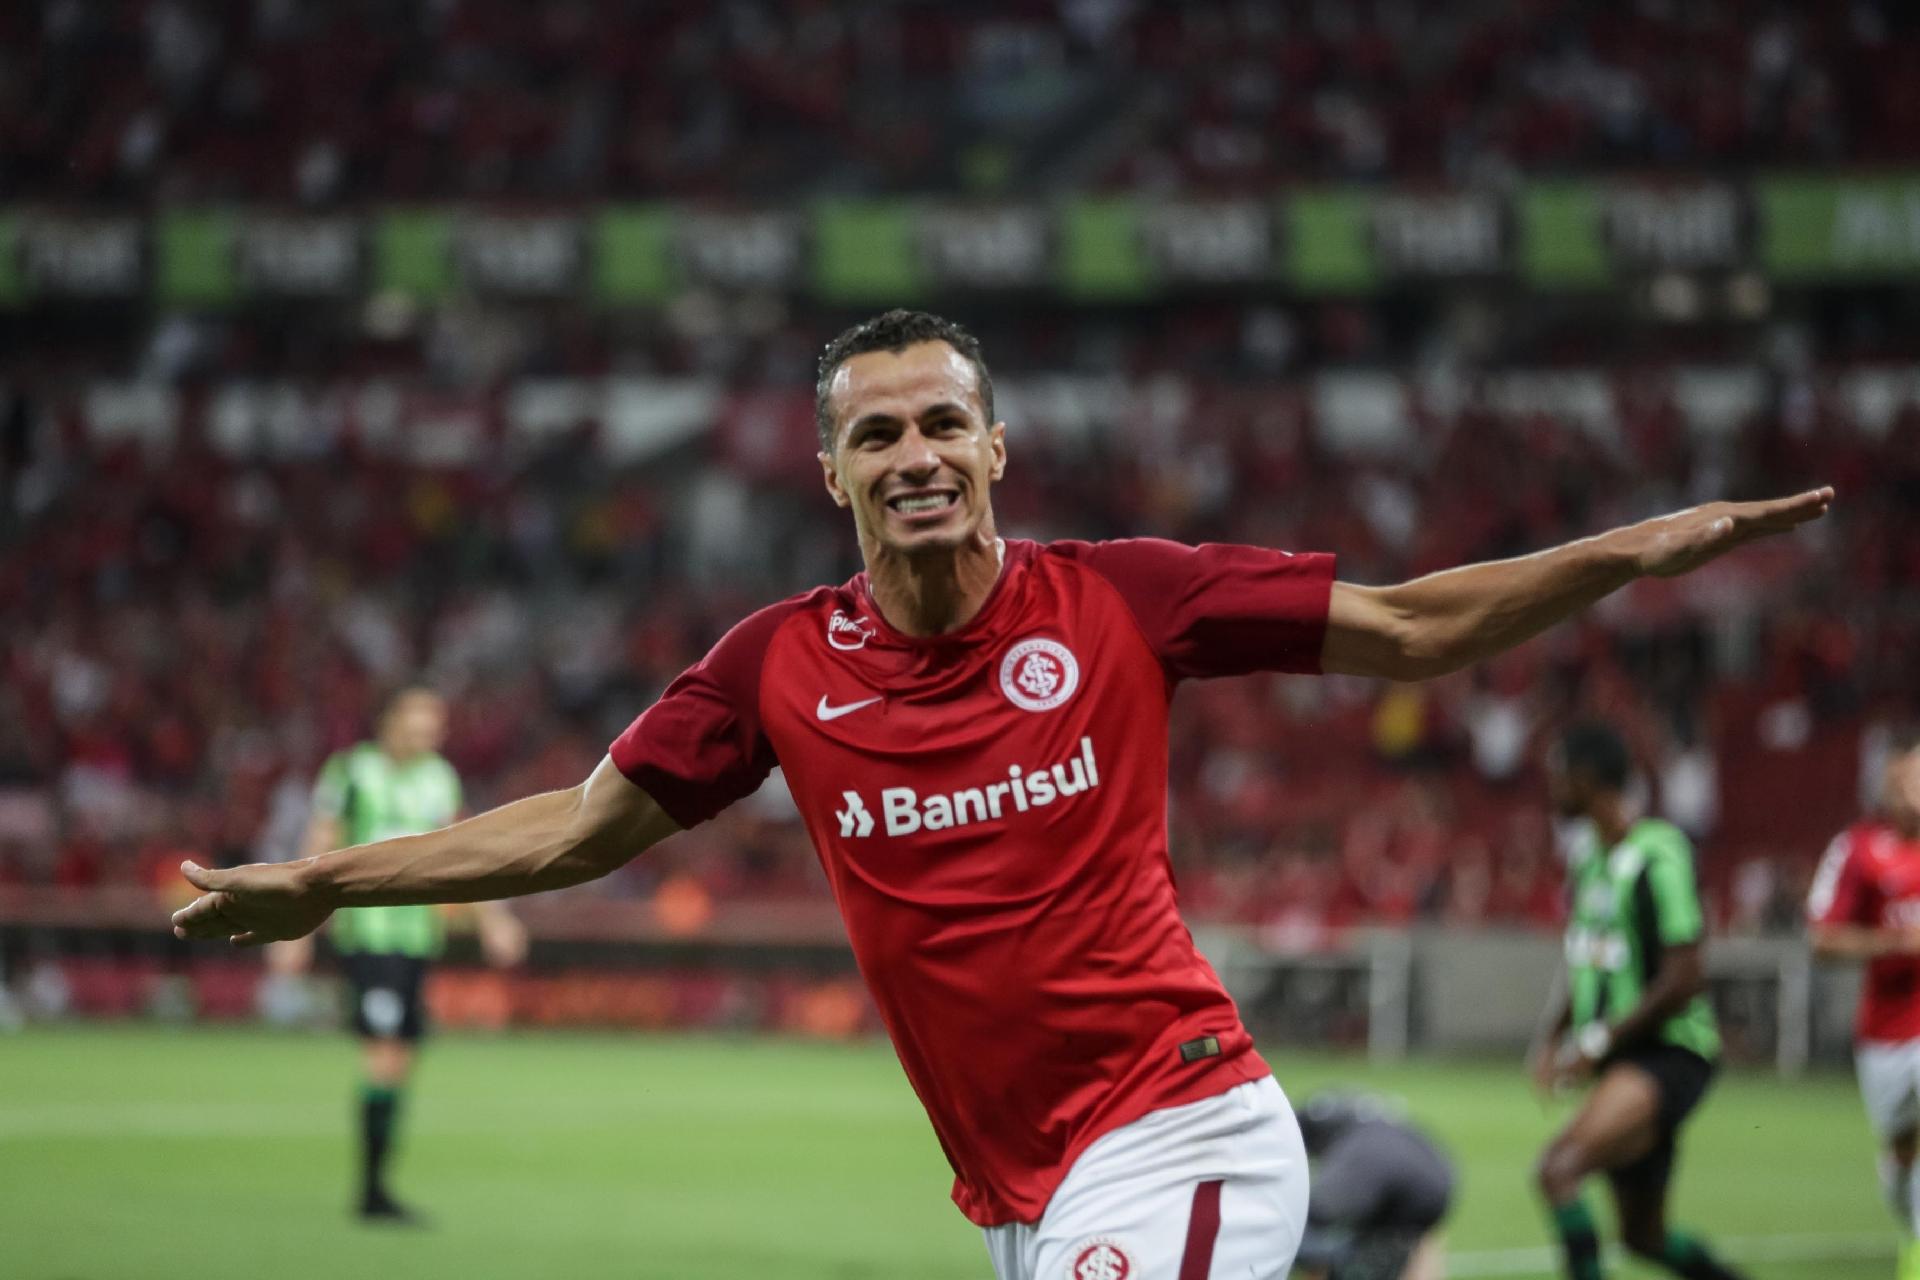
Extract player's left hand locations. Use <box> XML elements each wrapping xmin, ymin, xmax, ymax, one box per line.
<box><xmin>171</xmin><ymin>860</ymin><xmax>333</xmax><ymax>946</ymax></box>
<box><xmin>1625</xmin><ymin>487</ymin><xmax>1834</xmax><ymax>579</ymax></box>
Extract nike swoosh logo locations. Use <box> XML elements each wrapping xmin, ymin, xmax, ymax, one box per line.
<box><xmin>816</xmin><ymin>695</ymin><xmax>882</xmax><ymax>722</ymax></box>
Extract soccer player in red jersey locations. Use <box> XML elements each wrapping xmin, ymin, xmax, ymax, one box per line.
<box><xmin>172</xmin><ymin>311</ymin><xmax>1832</xmax><ymax>1278</ymax></box>
<box><xmin>1808</xmin><ymin>735</ymin><xmax>1920</xmax><ymax>1278</ymax></box>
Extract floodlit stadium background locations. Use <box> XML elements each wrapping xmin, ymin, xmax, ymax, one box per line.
<box><xmin>2</xmin><ymin>3</ymin><xmax>1918</xmax><ymax>1277</ymax></box>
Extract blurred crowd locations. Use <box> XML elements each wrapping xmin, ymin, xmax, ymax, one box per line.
<box><xmin>2</xmin><ymin>305</ymin><xmax>1916</xmax><ymax>941</ymax></box>
<box><xmin>6</xmin><ymin>0</ymin><xmax>1920</xmax><ymax>945</ymax></box>
<box><xmin>3</xmin><ymin>0</ymin><xmax>1913</xmax><ymax>203</ymax></box>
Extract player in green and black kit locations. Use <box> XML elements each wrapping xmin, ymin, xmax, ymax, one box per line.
<box><xmin>269</xmin><ymin>687</ymin><xmax>525</xmax><ymax>1223</ymax></box>
<box><xmin>1529</xmin><ymin>721</ymin><xmax>1747</xmax><ymax>1280</ymax></box>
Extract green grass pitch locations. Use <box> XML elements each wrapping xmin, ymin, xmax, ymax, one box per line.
<box><xmin>0</xmin><ymin>1025</ymin><xmax>1896</xmax><ymax>1279</ymax></box>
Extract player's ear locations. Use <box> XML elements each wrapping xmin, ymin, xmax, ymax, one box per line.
<box><xmin>820</xmin><ymin>451</ymin><xmax>851</xmax><ymax>508</ymax></box>
<box><xmin>988</xmin><ymin>422</ymin><xmax>1006</xmax><ymax>482</ymax></box>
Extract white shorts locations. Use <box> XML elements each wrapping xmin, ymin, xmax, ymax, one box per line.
<box><xmin>1858</xmin><ymin>1040</ymin><xmax>1920</xmax><ymax>1140</ymax></box>
<box><xmin>982</xmin><ymin>1075</ymin><xmax>1309</xmax><ymax>1280</ymax></box>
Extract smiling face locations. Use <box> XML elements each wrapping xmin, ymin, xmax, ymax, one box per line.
<box><xmin>818</xmin><ymin>340</ymin><xmax>1006</xmax><ymax>558</ymax></box>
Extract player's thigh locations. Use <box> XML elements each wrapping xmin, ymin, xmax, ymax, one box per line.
<box><xmin>1032</xmin><ymin>1076</ymin><xmax>1308</xmax><ymax>1280</ymax></box>
<box><xmin>982</xmin><ymin>1221</ymin><xmax>1036</xmax><ymax>1280</ymax></box>
<box><xmin>1554</xmin><ymin>1061</ymin><xmax>1665</xmax><ymax>1173</ymax></box>
<box><xmin>1858</xmin><ymin>1041</ymin><xmax>1920</xmax><ymax>1144</ymax></box>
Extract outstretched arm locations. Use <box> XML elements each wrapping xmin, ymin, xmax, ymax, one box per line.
<box><xmin>1527</xmin><ymin>969</ymin><xmax>1573</xmax><ymax>1096</ymax></box>
<box><xmin>1321</xmin><ymin>487</ymin><xmax>1834</xmax><ymax>680</ymax></box>
<box><xmin>1809</xmin><ymin>923</ymin><xmax>1920</xmax><ymax>961</ymax></box>
<box><xmin>172</xmin><ymin>756</ymin><xmax>678</xmax><ymax>946</ymax></box>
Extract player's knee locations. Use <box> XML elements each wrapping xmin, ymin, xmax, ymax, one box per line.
<box><xmin>1532</xmin><ymin>1145</ymin><xmax>1580</xmax><ymax>1203</ymax></box>
<box><xmin>1891</xmin><ymin>1129</ymin><xmax>1919</xmax><ymax>1167</ymax></box>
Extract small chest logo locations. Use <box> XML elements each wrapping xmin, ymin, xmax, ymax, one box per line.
<box><xmin>1000</xmin><ymin>637</ymin><xmax>1079</xmax><ymax>712</ymax></box>
<box><xmin>827</xmin><ymin>611</ymin><xmax>875</xmax><ymax>651</ymax></box>
<box><xmin>1068</xmin><ymin>1240</ymin><xmax>1132</xmax><ymax>1280</ymax></box>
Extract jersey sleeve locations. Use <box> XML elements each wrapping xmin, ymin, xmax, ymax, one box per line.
<box><xmin>1059</xmin><ymin>538</ymin><xmax>1337</xmax><ymax>680</ymax></box>
<box><xmin>608</xmin><ymin>602</ymin><xmax>793</xmax><ymax>829</ymax></box>
<box><xmin>310</xmin><ymin>752</ymin><xmax>353</xmax><ymax>821</ymax></box>
<box><xmin>1642</xmin><ymin>827</ymin><xmax>1706</xmax><ymax>947</ymax></box>
<box><xmin>1806</xmin><ymin>829</ymin><xmax>1869</xmax><ymax>926</ymax></box>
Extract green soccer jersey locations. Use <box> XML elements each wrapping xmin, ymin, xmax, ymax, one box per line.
<box><xmin>312</xmin><ymin>742</ymin><xmax>462</xmax><ymax>959</ymax></box>
<box><xmin>1563</xmin><ymin>817</ymin><xmax>1720</xmax><ymax>1061</ymax></box>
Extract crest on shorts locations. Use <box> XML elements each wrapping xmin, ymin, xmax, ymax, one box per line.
<box><xmin>999</xmin><ymin>637</ymin><xmax>1079</xmax><ymax>712</ymax></box>
<box><xmin>1066</xmin><ymin>1238</ymin><xmax>1132</xmax><ymax>1280</ymax></box>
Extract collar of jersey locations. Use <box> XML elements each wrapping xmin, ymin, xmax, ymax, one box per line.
<box><xmin>852</xmin><ymin>538</ymin><xmax>1023</xmax><ymax>648</ymax></box>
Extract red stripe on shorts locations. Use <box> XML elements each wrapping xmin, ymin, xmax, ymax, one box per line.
<box><xmin>1177</xmin><ymin>1179</ymin><xmax>1224</xmax><ymax>1280</ymax></box>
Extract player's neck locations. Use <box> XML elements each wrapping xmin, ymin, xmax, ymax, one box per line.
<box><xmin>1589</xmin><ymin>796</ymin><xmax>1631</xmax><ymax>846</ymax></box>
<box><xmin>863</xmin><ymin>528</ymin><xmax>1004</xmax><ymax>637</ymax></box>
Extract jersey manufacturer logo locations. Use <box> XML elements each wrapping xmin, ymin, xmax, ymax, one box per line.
<box><xmin>817</xmin><ymin>694</ymin><xmax>882</xmax><ymax>722</ymax></box>
<box><xmin>1067</xmin><ymin>1239</ymin><xmax>1132</xmax><ymax>1280</ymax></box>
<box><xmin>834</xmin><ymin>737</ymin><xmax>1100</xmax><ymax>839</ymax></box>
<box><xmin>999</xmin><ymin>637</ymin><xmax>1079</xmax><ymax>712</ymax></box>
<box><xmin>827</xmin><ymin>610</ymin><xmax>876</xmax><ymax>651</ymax></box>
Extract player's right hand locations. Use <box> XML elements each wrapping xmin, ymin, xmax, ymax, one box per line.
<box><xmin>1527</xmin><ymin>1042</ymin><xmax>1559</xmax><ymax>1096</ymax></box>
<box><xmin>171</xmin><ymin>861</ymin><xmax>333</xmax><ymax>947</ymax></box>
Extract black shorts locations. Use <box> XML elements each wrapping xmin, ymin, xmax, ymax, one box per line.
<box><xmin>1605</xmin><ymin>1043</ymin><xmax>1716</xmax><ymax>1195</ymax></box>
<box><xmin>340</xmin><ymin>952</ymin><xmax>429</xmax><ymax>1043</ymax></box>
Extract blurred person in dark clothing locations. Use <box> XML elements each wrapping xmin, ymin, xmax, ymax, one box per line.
<box><xmin>1293</xmin><ymin>1092</ymin><xmax>1453</xmax><ymax>1280</ymax></box>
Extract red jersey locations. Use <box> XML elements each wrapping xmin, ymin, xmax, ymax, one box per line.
<box><xmin>1807</xmin><ymin>820</ymin><xmax>1920</xmax><ymax>1042</ymax></box>
<box><xmin>610</xmin><ymin>537</ymin><xmax>1334</xmax><ymax>1225</ymax></box>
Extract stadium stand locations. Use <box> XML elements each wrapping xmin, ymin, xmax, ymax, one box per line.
<box><xmin>2</xmin><ymin>1</ymin><xmax>1916</xmax><ymax>203</ymax></box>
<box><xmin>3</xmin><ymin>0</ymin><xmax>1918</xmax><ymax>964</ymax></box>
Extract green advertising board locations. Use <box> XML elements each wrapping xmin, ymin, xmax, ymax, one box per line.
<box><xmin>3</xmin><ymin>172</ymin><xmax>1918</xmax><ymax>308</ymax></box>
<box><xmin>593</xmin><ymin>206</ymin><xmax>676</xmax><ymax>303</ymax></box>
<box><xmin>375</xmin><ymin>209</ymin><xmax>456</xmax><ymax>300</ymax></box>
<box><xmin>1761</xmin><ymin>174</ymin><xmax>1920</xmax><ymax>279</ymax></box>
<box><xmin>156</xmin><ymin>210</ymin><xmax>238</xmax><ymax>306</ymax></box>
<box><xmin>813</xmin><ymin>201</ymin><xmax>919</xmax><ymax>303</ymax></box>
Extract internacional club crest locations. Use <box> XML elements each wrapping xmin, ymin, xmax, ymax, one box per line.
<box><xmin>1067</xmin><ymin>1238</ymin><xmax>1132</xmax><ymax>1280</ymax></box>
<box><xmin>999</xmin><ymin>637</ymin><xmax>1080</xmax><ymax>712</ymax></box>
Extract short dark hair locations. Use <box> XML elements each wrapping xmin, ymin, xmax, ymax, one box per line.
<box><xmin>814</xmin><ymin>309</ymin><xmax>995</xmax><ymax>453</ymax></box>
<box><xmin>1559</xmin><ymin>720</ymin><xmax>1632</xmax><ymax>792</ymax></box>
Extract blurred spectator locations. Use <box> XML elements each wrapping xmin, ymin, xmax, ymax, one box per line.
<box><xmin>1</xmin><ymin>2</ymin><xmax>1913</xmax><ymax>203</ymax></box>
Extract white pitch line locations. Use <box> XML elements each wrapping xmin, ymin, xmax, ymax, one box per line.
<box><xmin>1450</xmin><ymin>1231</ymin><xmax>1894</xmax><ymax>1277</ymax></box>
